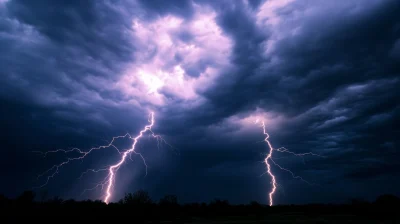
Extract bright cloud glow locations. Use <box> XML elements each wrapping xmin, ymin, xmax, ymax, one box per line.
<box><xmin>208</xmin><ymin>108</ymin><xmax>286</xmax><ymax>139</ymax></box>
<box><xmin>116</xmin><ymin>3</ymin><xmax>233</xmax><ymax>106</ymax></box>
<box><xmin>138</xmin><ymin>70</ymin><xmax>165</xmax><ymax>95</ymax></box>
<box><xmin>256</xmin><ymin>0</ymin><xmax>296</xmax><ymax>55</ymax></box>
<box><xmin>257</xmin><ymin>0</ymin><xmax>295</xmax><ymax>26</ymax></box>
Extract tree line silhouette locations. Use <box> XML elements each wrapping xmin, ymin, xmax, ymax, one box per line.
<box><xmin>1</xmin><ymin>190</ymin><xmax>399</xmax><ymax>222</ymax></box>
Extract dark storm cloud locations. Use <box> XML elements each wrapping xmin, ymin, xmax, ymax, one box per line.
<box><xmin>7</xmin><ymin>0</ymin><xmax>133</xmax><ymax>60</ymax></box>
<box><xmin>136</xmin><ymin>0</ymin><xmax>194</xmax><ymax>19</ymax></box>
<box><xmin>0</xmin><ymin>0</ymin><xmax>399</xmax><ymax>204</ymax></box>
<box><xmin>170</xmin><ymin>0</ymin><xmax>400</xmax><ymax>203</ymax></box>
<box><xmin>0</xmin><ymin>0</ymin><xmax>150</xmax><ymax>197</ymax></box>
<box><xmin>201</xmin><ymin>0</ymin><xmax>399</xmax><ymax>119</ymax></box>
<box><xmin>0</xmin><ymin>0</ymin><xmax>145</xmax><ymax>134</ymax></box>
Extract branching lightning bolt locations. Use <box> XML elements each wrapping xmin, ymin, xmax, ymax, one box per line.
<box><xmin>35</xmin><ymin>112</ymin><xmax>171</xmax><ymax>204</ymax></box>
<box><xmin>256</xmin><ymin>120</ymin><xmax>324</xmax><ymax>206</ymax></box>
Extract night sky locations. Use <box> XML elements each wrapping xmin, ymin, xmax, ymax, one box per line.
<box><xmin>0</xmin><ymin>0</ymin><xmax>399</xmax><ymax>205</ymax></box>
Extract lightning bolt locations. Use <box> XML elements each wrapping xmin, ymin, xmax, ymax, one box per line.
<box><xmin>35</xmin><ymin>112</ymin><xmax>170</xmax><ymax>204</ymax></box>
<box><xmin>257</xmin><ymin>120</ymin><xmax>324</xmax><ymax>206</ymax></box>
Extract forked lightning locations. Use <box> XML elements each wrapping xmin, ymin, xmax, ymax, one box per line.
<box><xmin>36</xmin><ymin>112</ymin><xmax>168</xmax><ymax>204</ymax></box>
<box><xmin>256</xmin><ymin>120</ymin><xmax>324</xmax><ymax>206</ymax></box>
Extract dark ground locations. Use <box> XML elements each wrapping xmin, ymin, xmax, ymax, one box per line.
<box><xmin>1</xmin><ymin>190</ymin><xmax>399</xmax><ymax>223</ymax></box>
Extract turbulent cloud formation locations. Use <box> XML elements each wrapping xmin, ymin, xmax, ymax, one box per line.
<box><xmin>117</xmin><ymin>3</ymin><xmax>232</xmax><ymax>106</ymax></box>
<box><xmin>0</xmin><ymin>0</ymin><xmax>399</xmax><ymax>204</ymax></box>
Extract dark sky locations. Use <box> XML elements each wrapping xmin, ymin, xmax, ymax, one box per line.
<box><xmin>0</xmin><ymin>0</ymin><xmax>399</xmax><ymax>205</ymax></box>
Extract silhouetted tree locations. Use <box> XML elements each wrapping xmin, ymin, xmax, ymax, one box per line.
<box><xmin>0</xmin><ymin>194</ymin><xmax>9</xmax><ymax>207</ymax></box>
<box><xmin>16</xmin><ymin>191</ymin><xmax>35</xmax><ymax>205</ymax></box>
<box><xmin>48</xmin><ymin>196</ymin><xmax>63</xmax><ymax>205</ymax></box>
<box><xmin>375</xmin><ymin>194</ymin><xmax>400</xmax><ymax>207</ymax></box>
<box><xmin>2</xmin><ymin>189</ymin><xmax>400</xmax><ymax>221</ymax></box>
<box><xmin>349</xmin><ymin>198</ymin><xmax>369</xmax><ymax>206</ymax></box>
<box><xmin>209</xmin><ymin>198</ymin><xmax>229</xmax><ymax>207</ymax></box>
<box><xmin>250</xmin><ymin>201</ymin><xmax>262</xmax><ymax>208</ymax></box>
<box><xmin>63</xmin><ymin>199</ymin><xmax>76</xmax><ymax>206</ymax></box>
<box><xmin>39</xmin><ymin>190</ymin><xmax>48</xmax><ymax>202</ymax></box>
<box><xmin>208</xmin><ymin>199</ymin><xmax>230</xmax><ymax>216</ymax></box>
<box><xmin>159</xmin><ymin>194</ymin><xmax>178</xmax><ymax>206</ymax></box>
<box><xmin>123</xmin><ymin>190</ymin><xmax>152</xmax><ymax>205</ymax></box>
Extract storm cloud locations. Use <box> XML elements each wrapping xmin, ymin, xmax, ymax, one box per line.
<box><xmin>0</xmin><ymin>0</ymin><xmax>399</xmax><ymax>204</ymax></box>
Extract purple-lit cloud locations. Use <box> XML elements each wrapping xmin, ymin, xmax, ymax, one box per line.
<box><xmin>0</xmin><ymin>0</ymin><xmax>399</xmax><ymax>204</ymax></box>
<box><xmin>116</xmin><ymin>3</ymin><xmax>232</xmax><ymax>108</ymax></box>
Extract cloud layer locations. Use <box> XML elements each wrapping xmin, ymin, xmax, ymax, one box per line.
<box><xmin>0</xmin><ymin>0</ymin><xmax>399</xmax><ymax>204</ymax></box>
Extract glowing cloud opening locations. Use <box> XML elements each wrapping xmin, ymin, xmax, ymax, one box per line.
<box><xmin>116</xmin><ymin>4</ymin><xmax>233</xmax><ymax>105</ymax></box>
